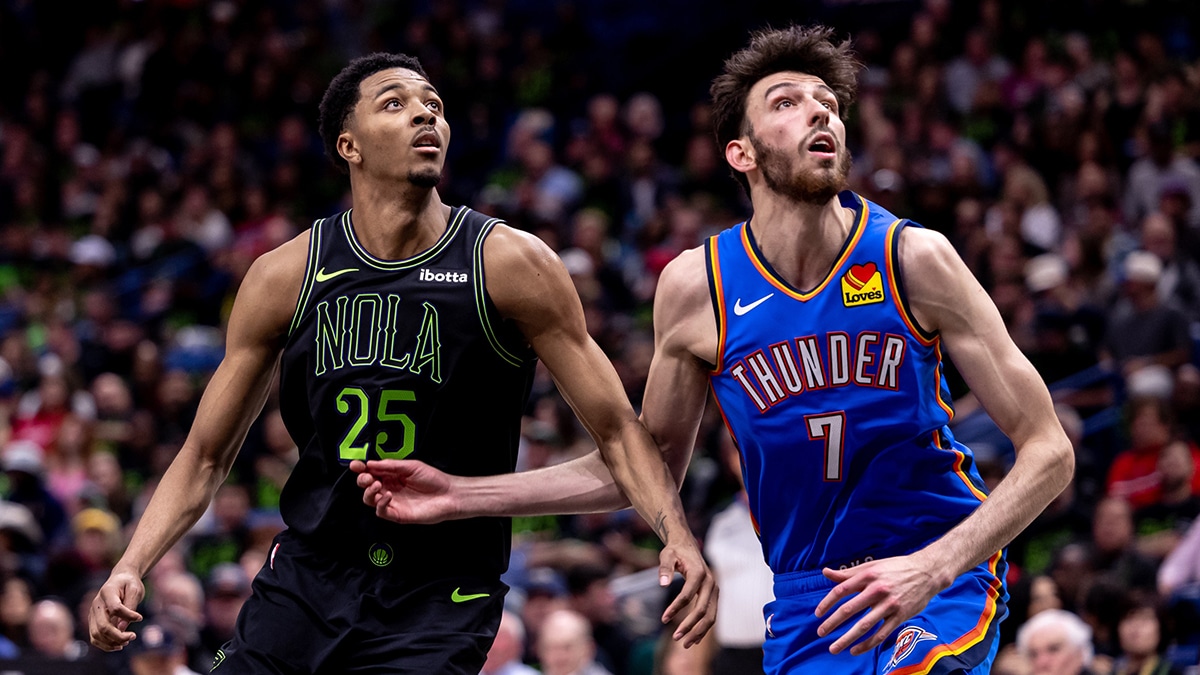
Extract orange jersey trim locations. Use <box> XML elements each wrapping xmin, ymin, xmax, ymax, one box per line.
<box><xmin>709</xmin><ymin>238</ymin><xmax>728</xmax><ymax>375</ymax></box>
<box><xmin>740</xmin><ymin>201</ymin><xmax>869</xmax><ymax>301</ymax></box>
<box><xmin>932</xmin><ymin>342</ymin><xmax>956</xmax><ymax>422</ymax></box>
<box><xmin>884</xmin><ymin>222</ymin><xmax>937</xmax><ymax>347</ymax></box>
<box><xmin>889</xmin><ymin>550</ymin><xmax>1004</xmax><ymax>675</ymax></box>
<box><xmin>708</xmin><ymin>385</ymin><xmax>761</xmax><ymax>537</ymax></box>
<box><xmin>950</xmin><ymin>447</ymin><xmax>990</xmax><ymax>502</ymax></box>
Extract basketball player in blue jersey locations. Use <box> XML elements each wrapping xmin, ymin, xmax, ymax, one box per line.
<box><xmin>86</xmin><ymin>53</ymin><xmax>715</xmax><ymax>673</ymax></box>
<box><xmin>354</xmin><ymin>26</ymin><xmax>1075</xmax><ymax>674</ymax></box>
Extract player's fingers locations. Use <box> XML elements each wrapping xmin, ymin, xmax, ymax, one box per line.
<box><xmin>817</xmin><ymin>586</ymin><xmax>877</xmax><ymax>636</ymax></box>
<box><xmin>365</xmin><ymin>459</ymin><xmax>414</xmax><ymax>477</ymax></box>
<box><xmin>850</xmin><ymin>614</ymin><xmax>905</xmax><ymax>656</ymax></box>
<box><xmin>89</xmin><ymin>605</ymin><xmax>139</xmax><ymax>650</ymax></box>
<box><xmin>657</xmin><ymin>548</ymin><xmax>677</xmax><ymax>589</ymax></box>
<box><xmin>675</xmin><ymin>578</ymin><xmax>718</xmax><ymax>646</ymax></box>
<box><xmin>356</xmin><ymin>471</ymin><xmax>377</xmax><ymax>489</ymax></box>
<box><xmin>662</xmin><ymin>566</ymin><xmax>701</xmax><ymax>625</ymax></box>
<box><xmin>814</xmin><ymin>573</ymin><xmax>869</xmax><ymax>617</ymax></box>
<box><xmin>361</xmin><ymin>480</ymin><xmax>382</xmax><ymax>506</ymax></box>
<box><xmin>348</xmin><ymin>460</ymin><xmax>367</xmax><ymax>473</ymax></box>
<box><xmin>375</xmin><ymin>490</ymin><xmax>394</xmax><ymax>519</ymax></box>
<box><xmin>821</xmin><ymin>566</ymin><xmax>855</xmax><ymax>583</ymax></box>
<box><xmin>829</xmin><ymin>604</ymin><xmax>888</xmax><ymax>655</ymax></box>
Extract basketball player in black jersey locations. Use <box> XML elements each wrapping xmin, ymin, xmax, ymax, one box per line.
<box><xmin>87</xmin><ymin>53</ymin><xmax>716</xmax><ymax>673</ymax></box>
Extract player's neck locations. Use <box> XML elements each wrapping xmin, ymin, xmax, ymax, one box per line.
<box><xmin>747</xmin><ymin>191</ymin><xmax>855</xmax><ymax>291</ymax></box>
<box><xmin>348</xmin><ymin>178</ymin><xmax>451</xmax><ymax>260</ymax></box>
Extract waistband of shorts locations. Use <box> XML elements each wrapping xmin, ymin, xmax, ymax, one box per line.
<box><xmin>772</xmin><ymin>568</ymin><xmax>839</xmax><ymax>597</ymax></box>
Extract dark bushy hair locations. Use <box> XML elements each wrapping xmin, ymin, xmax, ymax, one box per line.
<box><xmin>318</xmin><ymin>53</ymin><xmax>428</xmax><ymax>173</ymax></box>
<box><xmin>710</xmin><ymin>25</ymin><xmax>861</xmax><ymax>192</ymax></box>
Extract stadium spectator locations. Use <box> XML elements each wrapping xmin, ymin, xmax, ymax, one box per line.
<box><xmin>483</xmin><ymin>610</ymin><xmax>540</xmax><ymax>675</ymax></box>
<box><xmin>536</xmin><ymin>608</ymin><xmax>612</xmax><ymax>675</ymax></box>
<box><xmin>1016</xmin><ymin>608</ymin><xmax>1097</xmax><ymax>675</ymax></box>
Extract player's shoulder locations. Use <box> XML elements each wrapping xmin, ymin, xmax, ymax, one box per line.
<box><xmin>658</xmin><ymin>246</ymin><xmax>710</xmax><ymax>305</ymax></box>
<box><xmin>479</xmin><ymin>221</ymin><xmax>564</xmax><ymax>279</ymax></box>
<box><xmin>234</xmin><ymin>228</ymin><xmax>312</xmax><ymax>336</ymax></box>
<box><xmin>896</xmin><ymin>225</ymin><xmax>959</xmax><ymax>280</ymax></box>
<box><xmin>653</xmin><ymin>245</ymin><xmax>714</xmax><ymax>343</ymax></box>
<box><xmin>247</xmin><ymin>228</ymin><xmax>311</xmax><ymax>288</ymax></box>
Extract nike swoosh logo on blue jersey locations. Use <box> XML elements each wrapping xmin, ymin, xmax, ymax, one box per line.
<box><xmin>315</xmin><ymin>266</ymin><xmax>358</xmax><ymax>282</ymax></box>
<box><xmin>733</xmin><ymin>293</ymin><xmax>774</xmax><ymax>316</ymax></box>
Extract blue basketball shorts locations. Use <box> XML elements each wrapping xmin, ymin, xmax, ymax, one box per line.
<box><xmin>761</xmin><ymin>552</ymin><xmax>1007</xmax><ymax>675</ymax></box>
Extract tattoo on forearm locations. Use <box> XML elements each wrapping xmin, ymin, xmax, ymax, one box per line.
<box><xmin>655</xmin><ymin>512</ymin><xmax>669</xmax><ymax>541</ymax></box>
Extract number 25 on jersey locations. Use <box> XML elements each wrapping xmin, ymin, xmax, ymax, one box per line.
<box><xmin>334</xmin><ymin>387</ymin><xmax>417</xmax><ymax>462</ymax></box>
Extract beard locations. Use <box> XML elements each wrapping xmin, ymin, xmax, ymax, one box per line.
<box><xmin>749</xmin><ymin>126</ymin><xmax>851</xmax><ymax>205</ymax></box>
<box><xmin>407</xmin><ymin>167</ymin><xmax>442</xmax><ymax>188</ymax></box>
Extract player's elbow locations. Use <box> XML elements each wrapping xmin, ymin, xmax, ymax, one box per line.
<box><xmin>1045</xmin><ymin>430</ymin><xmax>1075</xmax><ymax>496</ymax></box>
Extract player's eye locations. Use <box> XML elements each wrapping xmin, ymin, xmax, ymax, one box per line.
<box><xmin>776</xmin><ymin>99</ymin><xmax>793</xmax><ymax>109</ymax></box>
<box><xmin>385</xmin><ymin>99</ymin><xmax>402</xmax><ymax>110</ymax></box>
<box><xmin>427</xmin><ymin>100</ymin><xmax>441</xmax><ymax>112</ymax></box>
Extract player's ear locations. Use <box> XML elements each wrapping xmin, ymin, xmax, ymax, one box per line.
<box><xmin>726</xmin><ymin>138</ymin><xmax>755</xmax><ymax>175</ymax></box>
<box><xmin>338</xmin><ymin>131</ymin><xmax>362</xmax><ymax>167</ymax></box>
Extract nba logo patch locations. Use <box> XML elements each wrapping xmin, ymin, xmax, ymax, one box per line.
<box><xmin>885</xmin><ymin>626</ymin><xmax>937</xmax><ymax>671</ymax></box>
<box><xmin>841</xmin><ymin>263</ymin><xmax>884</xmax><ymax>307</ymax></box>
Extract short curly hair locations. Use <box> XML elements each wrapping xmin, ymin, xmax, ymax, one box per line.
<box><xmin>318</xmin><ymin>53</ymin><xmax>428</xmax><ymax>174</ymax></box>
<box><xmin>710</xmin><ymin>25</ymin><xmax>861</xmax><ymax>193</ymax></box>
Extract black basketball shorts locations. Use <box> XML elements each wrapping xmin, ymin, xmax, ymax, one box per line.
<box><xmin>211</xmin><ymin>530</ymin><xmax>507</xmax><ymax>674</ymax></box>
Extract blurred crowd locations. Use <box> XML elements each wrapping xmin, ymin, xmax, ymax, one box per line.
<box><xmin>2</xmin><ymin>0</ymin><xmax>1200</xmax><ymax>674</ymax></box>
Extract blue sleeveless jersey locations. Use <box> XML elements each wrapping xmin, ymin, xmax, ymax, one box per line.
<box><xmin>707</xmin><ymin>191</ymin><xmax>991</xmax><ymax>575</ymax></box>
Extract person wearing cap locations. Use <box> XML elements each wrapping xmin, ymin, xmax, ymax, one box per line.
<box><xmin>1102</xmin><ymin>250</ymin><xmax>1191</xmax><ymax>378</ymax></box>
<box><xmin>128</xmin><ymin>623</ymin><xmax>202</xmax><ymax>675</ymax></box>
<box><xmin>2</xmin><ymin>440</ymin><xmax>67</xmax><ymax>546</ymax></box>
<box><xmin>200</xmin><ymin>562</ymin><xmax>251</xmax><ymax>661</ymax></box>
<box><xmin>71</xmin><ymin>507</ymin><xmax>122</xmax><ymax>572</ymax></box>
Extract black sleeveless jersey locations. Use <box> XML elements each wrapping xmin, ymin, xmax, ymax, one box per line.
<box><xmin>277</xmin><ymin>206</ymin><xmax>536</xmax><ymax>577</ymax></box>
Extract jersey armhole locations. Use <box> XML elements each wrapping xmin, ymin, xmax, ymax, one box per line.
<box><xmin>705</xmin><ymin>236</ymin><xmax>727</xmax><ymax>374</ymax></box>
<box><xmin>885</xmin><ymin>220</ymin><xmax>939</xmax><ymax>346</ymax></box>
<box><xmin>473</xmin><ymin>220</ymin><xmax>532</xmax><ymax>367</ymax></box>
<box><xmin>287</xmin><ymin>218</ymin><xmax>324</xmax><ymax>337</ymax></box>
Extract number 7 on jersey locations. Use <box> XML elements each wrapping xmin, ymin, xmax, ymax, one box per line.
<box><xmin>805</xmin><ymin>412</ymin><xmax>846</xmax><ymax>481</ymax></box>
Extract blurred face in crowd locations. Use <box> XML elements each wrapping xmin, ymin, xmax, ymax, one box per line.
<box><xmin>28</xmin><ymin>600</ymin><xmax>73</xmax><ymax>658</ymax></box>
<box><xmin>1024</xmin><ymin>625</ymin><xmax>1086</xmax><ymax>675</ymax></box>
<box><xmin>1118</xmin><ymin>607</ymin><xmax>1160</xmax><ymax>658</ymax></box>
<box><xmin>341</xmin><ymin>68</ymin><xmax>448</xmax><ymax>187</ymax></box>
<box><xmin>1158</xmin><ymin>440</ymin><xmax>1194</xmax><ymax>491</ymax></box>
<box><xmin>537</xmin><ymin>609</ymin><xmax>595</xmax><ymax>675</ymax></box>
<box><xmin>483</xmin><ymin>611</ymin><xmax>525</xmax><ymax>673</ymax></box>
<box><xmin>738</xmin><ymin>71</ymin><xmax>851</xmax><ymax>204</ymax></box>
<box><xmin>1092</xmin><ymin>498</ymin><xmax>1133</xmax><ymax>554</ymax></box>
<box><xmin>1029</xmin><ymin>575</ymin><xmax>1063</xmax><ymax>618</ymax></box>
<box><xmin>1129</xmin><ymin>402</ymin><xmax>1170</xmax><ymax>451</ymax></box>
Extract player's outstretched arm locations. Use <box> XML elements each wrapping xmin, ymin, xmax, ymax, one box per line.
<box><xmin>492</xmin><ymin>226</ymin><xmax>714</xmax><ymax>644</ymax></box>
<box><xmin>816</xmin><ymin>226</ymin><xmax>1073</xmax><ymax>655</ymax></box>
<box><xmin>355</xmin><ymin>232</ymin><xmax>716</xmax><ymax>643</ymax></box>
<box><xmin>88</xmin><ymin>234</ymin><xmax>307</xmax><ymax>652</ymax></box>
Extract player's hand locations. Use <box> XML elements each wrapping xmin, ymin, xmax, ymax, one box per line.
<box><xmin>88</xmin><ymin>569</ymin><xmax>145</xmax><ymax>651</ymax></box>
<box><xmin>350</xmin><ymin>459</ymin><xmax>460</xmax><ymax>524</ymax></box>
<box><xmin>658</xmin><ymin>538</ymin><xmax>718</xmax><ymax>648</ymax></box>
<box><xmin>814</xmin><ymin>553</ymin><xmax>949</xmax><ymax>656</ymax></box>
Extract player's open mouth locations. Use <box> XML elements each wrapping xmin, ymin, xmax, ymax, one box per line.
<box><xmin>807</xmin><ymin>133</ymin><xmax>836</xmax><ymax>159</ymax></box>
<box><xmin>413</xmin><ymin>130</ymin><xmax>441</xmax><ymax>153</ymax></box>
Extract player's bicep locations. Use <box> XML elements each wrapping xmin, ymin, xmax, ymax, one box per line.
<box><xmin>640</xmin><ymin>250</ymin><xmax>716</xmax><ymax>478</ymax></box>
<box><xmin>184</xmin><ymin>246</ymin><xmax>301</xmax><ymax>469</ymax></box>
<box><xmin>901</xmin><ymin>229</ymin><xmax>1056</xmax><ymax>448</ymax></box>
<box><xmin>485</xmin><ymin>228</ymin><xmax>633</xmax><ymax>440</ymax></box>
